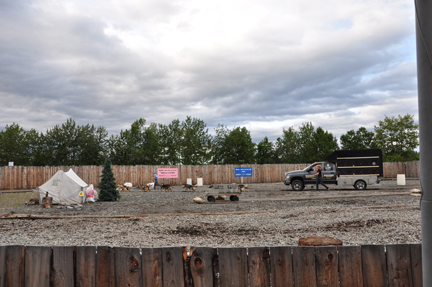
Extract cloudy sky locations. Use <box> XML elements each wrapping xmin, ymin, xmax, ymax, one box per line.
<box><xmin>0</xmin><ymin>0</ymin><xmax>417</xmax><ymax>142</ymax></box>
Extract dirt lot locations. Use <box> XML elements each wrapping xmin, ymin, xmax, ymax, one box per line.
<box><xmin>0</xmin><ymin>179</ymin><xmax>422</xmax><ymax>247</ymax></box>
<box><xmin>0</xmin><ymin>179</ymin><xmax>420</xmax><ymax>216</ymax></box>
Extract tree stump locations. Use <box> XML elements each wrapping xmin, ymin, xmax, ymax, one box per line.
<box><xmin>41</xmin><ymin>192</ymin><xmax>53</xmax><ymax>208</ymax></box>
<box><xmin>298</xmin><ymin>236</ymin><xmax>343</xmax><ymax>246</ymax></box>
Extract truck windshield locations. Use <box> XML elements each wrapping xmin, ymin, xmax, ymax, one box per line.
<box><xmin>303</xmin><ymin>163</ymin><xmax>318</xmax><ymax>171</ymax></box>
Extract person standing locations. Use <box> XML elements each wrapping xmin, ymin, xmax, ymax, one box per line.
<box><xmin>315</xmin><ymin>165</ymin><xmax>329</xmax><ymax>191</ymax></box>
<box><xmin>153</xmin><ymin>172</ymin><xmax>161</xmax><ymax>190</ymax></box>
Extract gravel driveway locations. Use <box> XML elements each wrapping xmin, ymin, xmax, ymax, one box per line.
<box><xmin>0</xmin><ymin>179</ymin><xmax>421</xmax><ymax>248</ymax></box>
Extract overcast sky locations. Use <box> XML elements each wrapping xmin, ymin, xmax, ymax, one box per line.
<box><xmin>0</xmin><ymin>0</ymin><xmax>417</xmax><ymax>142</ymax></box>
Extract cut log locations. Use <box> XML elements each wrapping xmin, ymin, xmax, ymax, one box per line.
<box><xmin>298</xmin><ymin>236</ymin><xmax>343</xmax><ymax>246</ymax></box>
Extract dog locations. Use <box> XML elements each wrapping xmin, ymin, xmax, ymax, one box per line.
<box><xmin>117</xmin><ymin>184</ymin><xmax>130</xmax><ymax>191</ymax></box>
<box><xmin>237</xmin><ymin>184</ymin><xmax>248</xmax><ymax>192</ymax></box>
<box><xmin>138</xmin><ymin>184</ymin><xmax>150</xmax><ymax>192</ymax></box>
<box><xmin>25</xmin><ymin>198</ymin><xmax>40</xmax><ymax>205</ymax></box>
<box><xmin>183</xmin><ymin>184</ymin><xmax>196</xmax><ymax>192</ymax></box>
<box><xmin>161</xmin><ymin>184</ymin><xmax>172</xmax><ymax>192</ymax></box>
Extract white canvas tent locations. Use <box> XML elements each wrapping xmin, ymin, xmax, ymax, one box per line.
<box><xmin>37</xmin><ymin>169</ymin><xmax>89</xmax><ymax>205</ymax></box>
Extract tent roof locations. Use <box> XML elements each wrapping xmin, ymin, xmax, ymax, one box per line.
<box><xmin>65</xmin><ymin>169</ymin><xmax>88</xmax><ymax>187</ymax></box>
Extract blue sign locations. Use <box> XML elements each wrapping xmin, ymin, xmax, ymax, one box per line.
<box><xmin>235</xmin><ymin>167</ymin><xmax>253</xmax><ymax>177</ymax></box>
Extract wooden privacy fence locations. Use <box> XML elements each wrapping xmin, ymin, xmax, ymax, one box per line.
<box><xmin>0</xmin><ymin>244</ymin><xmax>422</xmax><ymax>287</ymax></box>
<box><xmin>0</xmin><ymin>161</ymin><xmax>420</xmax><ymax>190</ymax></box>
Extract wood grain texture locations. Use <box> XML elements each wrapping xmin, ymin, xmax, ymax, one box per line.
<box><xmin>5</xmin><ymin>245</ymin><xmax>25</xmax><ymax>287</ymax></box>
<box><xmin>410</xmin><ymin>244</ymin><xmax>422</xmax><ymax>287</ymax></box>
<box><xmin>338</xmin><ymin>246</ymin><xmax>363</xmax><ymax>287</ymax></box>
<box><xmin>315</xmin><ymin>246</ymin><xmax>339</xmax><ymax>287</ymax></box>
<box><xmin>52</xmin><ymin>246</ymin><xmax>74</xmax><ymax>287</ymax></box>
<box><xmin>189</xmin><ymin>247</ymin><xmax>217</xmax><ymax>287</ymax></box>
<box><xmin>162</xmin><ymin>247</ymin><xmax>186</xmax><ymax>287</ymax></box>
<box><xmin>270</xmin><ymin>246</ymin><xmax>293</xmax><ymax>287</ymax></box>
<box><xmin>292</xmin><ymin>246</ymin><xmax>316</xmax><ymax>287</ymax></box>
<box><xmin>248</xmin><ymin>247</ymin><xmax>270</xmax><ymax>287</ymax></box>
<box><xmin>141</xmin><ymin>247</ymin><xmax>163</xmax><ymax>287</ymax></box>
<box><xmin>114</xmin><ymin>247</ymin><xmax>142</xmax><ymax>287</ymax></box>
<box><xmin>218</xmin><ymin>247</ymin><xmax>248</xmax><ymax>287</ymax></box>
<box><xmin>76</xmin><ymin>246</ymin><xmax>96</xmax><ymax>287</ymax></box>
<box><xmin>0</xmin><ymin>246</ymin><xmax>5</xmax><ymax>287</ymax></box>
<box><xmin>25</xmin><ymin>246</ymin><xmax>51</xmax><ymax>287</ymax></box>
<box><xmin>386</xmin><ymin>244</ymin><xmax>413</xmax><ymax>287</ymax></box>
<box><xmin>96</xmin><ymin>246</ymin><xmax>115</xmax><ymax>287</ymax></box>
<box><xmin>361</xmin><ymin>245</ymin><xmax>388</xmax><ymax>287</ymax></box>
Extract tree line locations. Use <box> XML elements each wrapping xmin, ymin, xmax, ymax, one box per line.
<box><xmin>0</xmin><ymin>114</ymin><xmax>419</xmax><ymax>167</ymax></box>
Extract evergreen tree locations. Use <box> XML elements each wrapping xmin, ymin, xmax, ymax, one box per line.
<box><xmin>98</xmin><ymin>158</ymin><xmax>120</xmax><ymax>201</ymax></box>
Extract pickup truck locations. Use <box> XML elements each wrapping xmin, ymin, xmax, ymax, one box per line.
<box><xmin>283</xmin><ymin>149</ymin><xmax>383</xmax><ymax>191</ymax></box>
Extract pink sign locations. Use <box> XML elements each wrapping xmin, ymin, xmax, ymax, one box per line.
<box><xmin>158</xmin><ymin>168</ymin><xmax>178</xmax><ymax>178</ymax></box>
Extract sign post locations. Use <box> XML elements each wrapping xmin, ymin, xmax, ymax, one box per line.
<box><xmin>235</xmin><ymin>167</ymin><xmax>253</xmax><ymax>184</ymax></box>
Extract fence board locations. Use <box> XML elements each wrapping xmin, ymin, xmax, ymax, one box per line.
<box><xmin>141</xmin><ymin>247</ymin><xmax>163</xmax><ymax>287</ymax></box>
<box><xmin>76</xmin><ymin>246</ymin><xmax>96</xmax><ymax>287</ymax></box>
<box><xmin>0</xmin><ymin>246</ymin><xmax>5</xmax><ymax>287</ymax></box>
<box><xmin>361</xmin><ymin>245</ymin><xmax>388</xmax><ymax>287</ymax></box>
<box><xmin>114</xmin><ymin>247</ymin><xmax>141</xmax><ymax>287</ymax></box>
<box><xmin>270</xmin><ymin>246</ymin><xmax>293</xmax><ymax>287</ymax></box>
<box><xmin>248</xmin><ymin>247</ymin><xmax>271</xmax><ymax>287</ymax></box>
<box><xmin>315</xmin><ymin>246</ymin><xmax>339</xmax><ymax>287</ymax></box>
<box><xmin>189</xmin><ymin>247</ymin><xmax>217</xmax><ymax>287</ymax></box>
<box><xmin>162</xmin><ymin>247</ymin><xmax>186</xmax><ymax>287</ymax></box>
<box><xmin>410</xmin><ymin>244</ymin><xmax>422</xmax><ymax>287</ymax></box>
<box><xmin>386</xmin><ymin>244</ymin><xmax>413</xmax><ymax>287</ymax></box>
<box><xmin>25</xmin><ymin>246</ymin><xmax>51</xmax><ymax>287</ymax></box>
<box><xmin>292</xmin><ymin>246</ymin><xmax>316</xmax><ymax>287</ymax></box>
<box><xmin>52</xmin><ymin>246</ymin><xmax>74</xmax><ymax>287</ymax></box>
<box><xmin>96</xmin><ymin>246</ymin><xmax>115</xmax><ymax>287</ymax></box>
<box><xmin>5</xmin><ymin>245</ymin><xmax>25</xmax><ymax>287</ymax></box>
<box><xmin>337</xmin><ymin>246</ymin><xmax>363</xmax><ymax>287</ymax></box>
<box><xmin>218</xmin><ymin>247</ymin><xmax>248</xmax><ymax>287</ymax></box>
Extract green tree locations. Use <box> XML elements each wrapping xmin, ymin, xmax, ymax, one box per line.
<box><xmin>98</xmin><ymin>158</ymin><xmax>120</xmax><ymax>201</ymax></box>
<box><xmin>42</xmin><ymin>119</ymin><xmax>108</xmax><ymax>166</ymax></box>
<box><xmin>212</xmin><ymin>126</ymin><xmax>256</xmax><ymax>164</ymax></box>
<box><xmin>256</xmin><ymin>136</ymin><xmax>275</xmax><ymax>164</ymax></box>
<box><xmin>0</xmin><ymin>123</ymin><xmax>40</xmax><ymax>166</ymax></box>
<box><xmin>340</xmin><ymin>127</ymin><xmax>375</xmax><ymax>150</ymax></box>
<box><xmin>312</xmin><ymin>127</ymin><xmax>339</xmax><ymax>161</ymax></box>
<box><xmin>108</xmin><ymin>119</ymin><xmax>161</xmax><ymax>165</ymax></box>
<box><xmin>274</xmin><ymin>127</ymin><xmax>299</xmax><ymax>163</ymax></box>
<box><xmin>77</xmin><ymin>124</ymin><xmax>108</xmax><ymax>165</ymax></box>
<box><xmin>159</xmin><ymin>119</ymin><xmax>183</xmax><ymax>165</ymax></box>
<box><xmin>297</xmin><ymin>122</ymin><xmax>317</xmax><ymax>163</ymax></box>
<box><xmin>374</xmin><ymin>114</ymin><xmax>419</xmax><ymax>161</ymax></box>
<box><xmin>180</xmin><ymin>116</ymin><xmax>212</xmax><ymax>165</ymax></box>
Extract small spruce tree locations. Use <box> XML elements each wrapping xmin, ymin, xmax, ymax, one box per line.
<box><xmin>98</xmin><ymin>158</ymin><xmax>120</xmax><ymax>201</ymax></box>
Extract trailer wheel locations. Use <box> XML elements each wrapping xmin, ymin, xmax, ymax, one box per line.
<box><xmin>354</xmin><ymin>180</ymin><xmax>367</xmax><ymax>190</ymax></box>
<box><xmin>207</xmin><ymin>196</ymin><xmax>216</xmax><ymax>202</ymax></box>
<box><xmin>292</xmin><ymin>180</ymin><xmax>304</xmax><ymax>191</ymax></box>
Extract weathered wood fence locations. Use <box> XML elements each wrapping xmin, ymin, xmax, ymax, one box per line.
<box><xmin>0</xmin><ymin>244</ymin><xmax>422</xmax><ymax>287</ymax></box>
<box><xmin>0</xmin><ymin>161</ymin><xmax>420</xmax><ymax>190</ymax></box>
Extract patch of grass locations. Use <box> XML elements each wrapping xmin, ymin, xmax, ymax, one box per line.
<box><xmin>0</xmin><ymin>192</ymin><xmax>37</xmax><ymax>208</ymax></box>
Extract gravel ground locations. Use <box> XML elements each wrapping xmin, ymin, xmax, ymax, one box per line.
<box><xmin>0</xmin><ymin>179</ymin><xmax>421</xmax><ymax>248</ymax></box>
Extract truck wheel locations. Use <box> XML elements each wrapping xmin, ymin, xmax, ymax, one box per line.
<box><xmin>292</xmin><ymin>180</ymin><xmax>304</xmax><ymax>191</ymax></box>
<box><xmin>354</xmin><ymin>180</ymin><xmax>367</xmax><ymax>190</ymax></box>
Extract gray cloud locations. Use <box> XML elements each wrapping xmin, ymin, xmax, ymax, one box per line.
<box><xmin>0</xmin><ymin>0</ymin><xmax>417</xmax><ymax>142</ymax></box>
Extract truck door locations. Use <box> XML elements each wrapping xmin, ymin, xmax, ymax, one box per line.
<box><xmin>304</xmin><ymin>163</ymin><xmax>319</xmax><ymax>184</ymax></box>
<box><xmin>321</xmin><ymin>162</ymin><xmax>337</xmax><ymax>184</ymax></box>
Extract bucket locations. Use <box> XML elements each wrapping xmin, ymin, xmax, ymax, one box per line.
<box><xmin>397</xmin><ymin>174</ymin><xmax>406</xmax><ymax>185</ymax></box>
